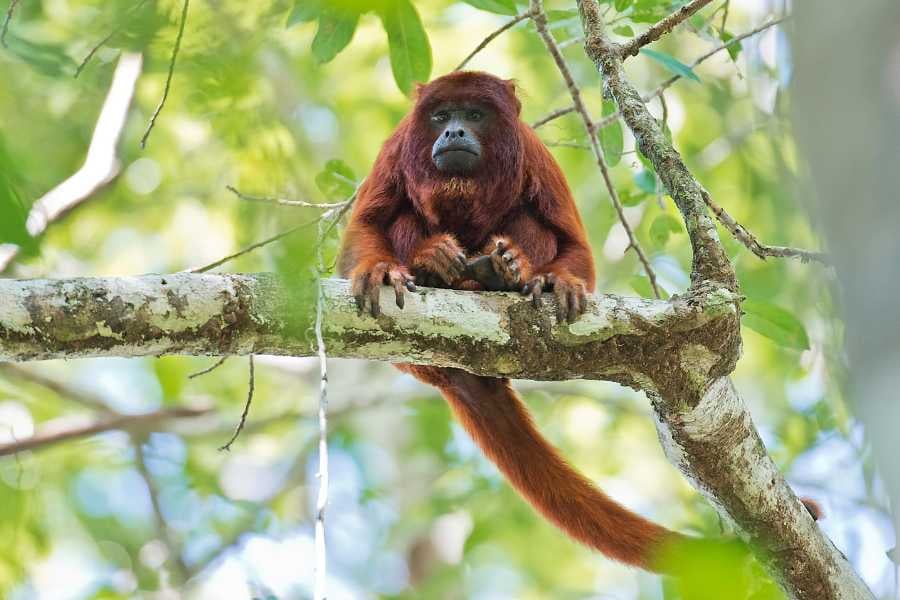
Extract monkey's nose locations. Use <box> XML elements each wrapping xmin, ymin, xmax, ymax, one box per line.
<box><xmin>444</xmin><ymin>129</ymin><xmax>466</xmax><ymax>138</ymax></box>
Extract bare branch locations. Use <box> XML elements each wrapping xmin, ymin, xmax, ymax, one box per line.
<box><xmin>227</xmin><ymin>185</ymin><xmax>348</xmax><ymax>209</ymax></box>
<box><xmin>187</xmin><ymin>219</ymin><xmax>316</xmax><ymax>273</ymax></box>
<box><xmin>530</xmin><ymin>0</ymin><xmax>661</xmax><ymax>298</ymax></box>
<box><xmin>0</xmin><ymin>406</ymin><xmax>212</xmax><ymax>456</ymax></box>
<box><xmin>187</xmin><ymin>355</ymin><xmax>229</xmax><ymax>379</ymax></box>
<box><xmin>620</xmin><ymin>0</ymin><xmax>715</xmax><ymax>58</ymax></box>
<box><xmin>454</xmin><ymin>9</ymin><xmax>535</xmax><ymax>71</ymax></box>
<box><xmin>531</xmin><ymin>105</ymin><xmax>577</xmax><ymax>129</ymax></box>
<box><xmin>530</xmin><ymin>16</ymin><xmax>786</xmax><ymax>133</ymax></box>
<box><xmin>700</xmin><ymin>188</ymin><xmax>827</xmax><ymax>264</ymax></box>
<box><xmin>1</xmin><ymin>53</ymin><xmax>142</xmax><ymax>273</ymax></box>
<box><xmin>218</xmin><ymin>355</ymin><xmax>255</xmax><ymax>451</ymax></box>
<box><xmin>140</xmin><ymin>0</ymin><xmax>190</xmax><ymax>149</ymax></box>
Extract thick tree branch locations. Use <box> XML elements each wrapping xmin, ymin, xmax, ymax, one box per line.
<box><xmin>0</xmin><ymin>273</ymin><xmax>739</xmax><ymax>384</ymax></box>
<box><xmin>576</xmin><ymin>2</ymin><xmax>871</xmax><ymax>598</ymax></box>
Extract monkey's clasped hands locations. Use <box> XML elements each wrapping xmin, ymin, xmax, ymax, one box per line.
<box><xmin>354</xmin><ymin>236</ymin><xmax>588</xmax><ymax>324</ymax></box>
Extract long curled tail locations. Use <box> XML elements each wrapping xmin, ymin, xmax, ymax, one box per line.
<box><xmin>400</xmin><ymin>365</ymin><xmax>683</xmax><ymax>571</ymax></box>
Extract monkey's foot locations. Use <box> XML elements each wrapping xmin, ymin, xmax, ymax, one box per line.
<box><xmin>522</xmin><ymin>270</ymin><xmax>588</xmax><ymax>324</ymax></box>
<box><xmin>350</xmin><ymin>261</ymin><xmax>416</xmax><ymax>317</ymax></box>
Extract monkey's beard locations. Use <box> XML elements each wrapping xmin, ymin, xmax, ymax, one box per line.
<box><xmin>434</xmin><ymin>177</ymin><xmax>478</xmax><ymax>200</ymax></box>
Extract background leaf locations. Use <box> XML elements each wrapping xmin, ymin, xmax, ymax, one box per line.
<box><xmin>460</xmin><ymin>0</ymin><xmax>517</xmax><ymax>16</ymax></box>
<box><xmin>641</xmin><ymin>48</ymin><xmax>701</xmax><ymax>82</ymax></box>
<box><xmin>743</xmin><ymin>299</ymin><xmax>811</xmax><ymax>350</ymax></box>
<box><xmin>311</xmin><ymin>8</ymin><xmax>359</xmax><ymax>63</ymax></box>
<box><xmin>379</xmin><ymin>0</ymin><xmax>433</xmax><ymax>95</ymax></box>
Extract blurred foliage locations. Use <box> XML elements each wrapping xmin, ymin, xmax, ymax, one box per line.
<box><xmin>0</xmin><ymin>0</ymin><xmax>894</xmax><ymax>599</ymax></box>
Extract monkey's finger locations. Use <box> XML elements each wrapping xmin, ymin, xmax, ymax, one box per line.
<box><xmin>352</xmin><ymin>275</ymin><xmax>369</xmax><ymax>316</ymax></box>
<box><xmin>495</xmin><ymin>238</ymin><xmax>508</xmax><ymax>255</ymax></box>
<box><xmin>367</xmin><ymin>273</ymin><xmax>383</xmax><ymax>317</ymax></box>
<box><xmin>555</xmin><ymin>285</ymin><xmax>569</xmax><ymax>323</ymax></box>
<box><xmin>567</xmin><ymin>289</ymin><xmax>581</xmax><ymax>323</ymax></box>
<box><xmin>389</xmin><ymin>273</ymin><xmax>406</xmax><ymax>309</ymax></box>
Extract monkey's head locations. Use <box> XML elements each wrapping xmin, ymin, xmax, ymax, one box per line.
<box><xmin>408</xmin><ymin>71</ymin><xmax>523</xmax><ymax>179</ymax></box>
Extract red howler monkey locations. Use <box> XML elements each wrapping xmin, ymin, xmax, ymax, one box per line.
<box><xmin>338</xmin><ymin>71</ymin><xmax>681</xmax><ymax>570</ymax></box>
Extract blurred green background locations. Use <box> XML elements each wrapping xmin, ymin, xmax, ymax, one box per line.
<box><xmin>0</xmin><ymin>0</ymin><xmax>894</xmax><ymax>598</ymax></box>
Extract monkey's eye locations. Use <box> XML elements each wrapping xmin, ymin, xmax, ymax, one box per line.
<box><xmin>467</xmin><ymin>110</ymin><xmax>483</xmax><ymax>122</ymax></box>
<box><xmin>432</xmin><ymin>111</ymin><xmax>450</xmax><ymax>123</ymax></box>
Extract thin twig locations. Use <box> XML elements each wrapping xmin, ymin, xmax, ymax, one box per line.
<box><xmin>454</xmin><ymin>9</ymin><xmax>535</xmax><ymax>71</ymax></box>
<box><xmin>699</xmin><ymin>188</ymin><xmax>827</xmax><ymax>264</ymax></box>
<box><xmin>188</xmin><ymin>355</ymin><xmax>229</xmax><ymax>379</ymax></box>
<box><xmin>619</xmin><ymin>0</ymin><xmax>715</xmax><ymax>58</ymax></box>
<box><xmin>140</xmin><ymin>0</ymin><xmax>190</xmax><ymax>148</ymax></box>
<box><xmin>226</xmin><ymin>185</ymin><xmax>347</xmax><ymax>209</ymax></box>
<box><xmin>0</xmin><ymin>406</ymin><xmax>212</xmax><ymax>456</ymax></box>
<box><xmin>218</xmin><ymin>355</ymin><xmax>255</xmax><ymax>452</ymax></box>
<box><xmin>74</xmin><ymin>0</ymin><xmax>149</xmax><ymax>78</ymax></box>
<box><xmin>531</xmin><ymin>0</ymin><xmax>660</xmax><ymax>298</ymax></box>
<box><xmin>188</xmin><ymin>219</ymin><xmax>316</xmax><ymax>273</ymax></box>
<box><xmin>719</xmin><ymin>0</ymin><xmax>731</xmax><ymax>36</ymax></box>
<box><xmin>531</xmin><ymin>16</ymin><xmax>787</xmax><ymax>132</ymax></box>
<box><xmin>1</xmin><ymin>0</ymin><xmax>20</xmax><ymax>47</ymax></box>
<box><xmin>531</xmin><ymin>105</ymin><xmax>577</xmax><ymax>129</ymax></box>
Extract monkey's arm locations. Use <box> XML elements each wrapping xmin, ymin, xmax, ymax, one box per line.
<box><xmin>338</xmin><ymin>125</ymin><xmax>417</xmax><ymax>317</ymax></box>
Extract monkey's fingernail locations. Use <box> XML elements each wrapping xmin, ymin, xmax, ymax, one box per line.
<box><xmin>406</xmin><ymin>281</ymin><xmax>417</xmax><ymax>292</ymax></box>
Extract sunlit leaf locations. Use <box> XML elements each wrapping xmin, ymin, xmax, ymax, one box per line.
<box><xmin>461</xmin><ymin>0</ymin><xmax>517</xmax><ymax>16</ymax></box>
<box><xmin>613</xmin><ymin>24</ymin><xmax>635</xmax><ymax>37</ymax></box>
<box><xmin>614</xmin><ymin>0</ymin><xmax>633</xmax><ymax>12</ymax></box>
<box><xmin>379</xmin><ymin>0</ymin><xmax>432</xmax><ymax>95</ymax></box>
<box><xmin>311</xmin><ymin>8</ymin><xmax>359</xmax><ymax>63</ymax></box>
<box><xmin>720</xmin><ymin>30</ymin><xmax>743</xmax><ymax>61</ymax></box>
<box><xmin>743</xmin><ymin>299</ymin><xmax>810</xmax><ymax>350</ymax></box>
<box><xmin>287</xmin><ymin>0</ymin><xmax>322</xmax><ymax>26</ymax></box>
<box><xmin>641</xmin><ymin>48</ymin><xmax>701</xmax><ymax>82</ymax></box>
<box><xmin>649</xmin><ymin>213</ymin><xmax>682</xmax><ymax>247</ymax></box>
<box><xmin>315</xmin><ymin>159</ymin><xmax>357</xmax><ymax>200</ymax></box>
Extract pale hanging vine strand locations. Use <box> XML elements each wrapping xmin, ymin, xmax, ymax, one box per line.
<box><xmin>313</xmin><ymin>218</ymin><xmax>331</xmax><ymax>600</ymax></box>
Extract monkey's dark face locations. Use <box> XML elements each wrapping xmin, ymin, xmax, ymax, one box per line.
<box><xmin>429</xmin><ymin>103</ymin><xmax>492</xmax><ymax>175</ymax></box>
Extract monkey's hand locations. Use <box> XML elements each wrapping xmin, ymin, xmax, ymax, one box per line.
<box><xmin>412</xmin><ymin>234</ymin><xmax>468</xmax><ymax>288</ymax></box>
<box><xmin>465</xmin><ymin>237</ymin><xmax>532</xmax><ymax>291</ymax></box>
<box><xmin>522</xmin><ymin>269</ymin><xmax>588</xmax><ymax>324</ymax></box>
<box><xmin>349</xmin><ymin>260</ymin><xmax>416</xmax><ymax>317</ymax></box>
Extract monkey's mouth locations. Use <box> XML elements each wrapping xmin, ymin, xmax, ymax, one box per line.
<box><xmin>433</xmin><ymin>146</ymin><xmax>479</xmax><ymax>158</ymax></box>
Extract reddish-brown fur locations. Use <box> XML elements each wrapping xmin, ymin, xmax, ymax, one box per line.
<box><xmin>339</xmin><ymin>71</ymin><xmax>680</xmax><ymax>570</ymax></box>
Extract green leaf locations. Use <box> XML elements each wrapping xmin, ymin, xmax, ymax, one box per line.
<box><xmin>311</xmin><ymin>9</ymin><xmax>359</xmax><ymax>64</ymax></box>
<box><xmin>640</xmin><ymin>48</ymin><xmax>700</xmax><ymax>83</ymax></box>
<box><xmin>649</xmin><ymin>213</ymin><xmax>682</xmax><ymax>247</ymax></box>
<box><xmin>0</xmin><ymin>138</ymin><xmax>36</xmax><ymax>255</ymax></box>
<box><xmin>287</xmin><ymin>0</ymin><xmax>321</xmax><ymax>27</ymax></box>
<box><xmin>634</xmin><ymin>169</ymin><xmax>658</xmax><ymax>194</ymax></box>
<box><xmin>613</xmin><ymin>25</ymin><xmax>635</xmax><ymax>37</ymax></box>
<box><xmin>546</xmin><ymin>9</ymin><xmax>579</xmax><ymax>22</ymax></box>
<box><xmin>629</xmin><ymin>275</ymin><xmax>668</xmax><ymax>299</ymax></box>
<box><xmin>619</xmin><ymin>190</ymin><xmax>646</xmax><ymax>207</ymax></box>
<box><xmin>379</xmin><ymin>0</ymin><xmax>432</xmax><ymax>95</ymax></box>
<box><xmin>720</xmin><ymin>30</ymin><xmax>743</xmax><ymax>61</ymax></box>
<box><xmin>599</xmin><ymin>100</ymin><xmax>623</xmax><ymax>167</ymax></box>
<box><xmin>315</xmin><ymin>159</ymin><xmax>357</xmax><ymax>200</ymax></box>
<box><xmin>461</xmin><ymin>0</ymin><xmax>517</xmax><ymax>16</ymax></box>
<box><xmin>614</xmin><ymin>0</ymin><xmax>633</xmax><ymax>12</ymax></box>
<box><xmin>742</xmin><ymin>300</ymin><xmax>810</xmax><ymax>350</ymax></box>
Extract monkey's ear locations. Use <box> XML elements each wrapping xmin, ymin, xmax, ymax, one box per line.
<box><xmin>505</xmin><ymin>79</ymin><xmax>522</xmax><ymax>115</ymax></box>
